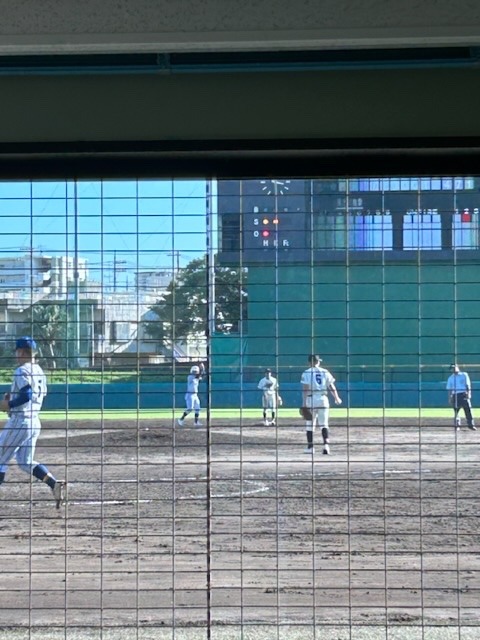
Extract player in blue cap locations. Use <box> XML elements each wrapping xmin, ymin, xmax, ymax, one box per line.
<box><xmin>0</xmin><ymin>337</ymin><xmax>65</xmax><ymax>508</ymax></box>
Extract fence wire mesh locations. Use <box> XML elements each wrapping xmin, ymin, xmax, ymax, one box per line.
<box><xmin>0</xmin><ymin>177</ymin><xmax>478</xmax><ymax>639</ymax></box>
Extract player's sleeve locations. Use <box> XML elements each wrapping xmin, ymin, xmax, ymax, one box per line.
<box><xmin>258</xmin><ymin>379</ymin><xmax>264</xmax><ymax>390</ymax></box>
<box><xmin>14</xmin><ymin>368</ymin><xmax>31</xmax><ymax>392</ymax></box>
<box><xmin>325</xmin><ymin>372</ymin><xmax>335</xmax><ymax>387</ymax></box>
<box><xmin>8</xmin><ymin>385</ymin><xmax>32</xmax><ymax>408</ymax></box>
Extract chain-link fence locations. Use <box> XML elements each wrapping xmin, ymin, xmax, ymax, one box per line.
<box><xmin>0</xmin><ymin>177</ymin><xmax>478</xmax><ymax>639</ymax></box>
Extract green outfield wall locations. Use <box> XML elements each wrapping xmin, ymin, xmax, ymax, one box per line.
<box><xmin>243</xmin><ymin>260</ymin><xmax>480</xmax><ymax>372</ymax></box>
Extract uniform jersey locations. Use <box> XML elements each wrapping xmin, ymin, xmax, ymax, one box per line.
<box><xmin>447</xmin><ymin>371</ymin><xmax>470</xmax><ymax>393</ymax></box>
<box><xmin>184</xmin><ymin>373</ymin><xmax>201</xmax><ymax>412</ymax></box>
<box><xmin>301</xmin><ymin>366</ymin><xmax>335</xmax><ymax>408</ymax></box>
<box><xmin>10</xmin><ymin>362</ymin><xmax>47</xmax><ymax>416</ymax></box>
<box><xmin>186</xmin><ymin>373</ymin><xmax>200</xmax><ymax>394</ymax></box>
<box><xmin>258</xmin><ymin>376</ymin><xmax>278</xmax><ymax>396</ymax></box>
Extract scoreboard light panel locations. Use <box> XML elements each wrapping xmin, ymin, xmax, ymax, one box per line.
<box><xmin>246</xmin><ymin>208</ymin><xmax>306</xmax><ymax>251</ymax></box>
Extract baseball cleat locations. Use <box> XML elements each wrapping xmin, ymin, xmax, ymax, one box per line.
<box><xmin>52</xmin><ymin>481</ymin><xmax>66</xmax><ymax>509</ymax></box>
<box><xmin>323</xmin><ymin>444</ymin><xmax>330</xmax><ymax>455</ymax></box>
<box><xmin>468</xmin><ymin>425</ymin><xmax>477</xmax><ymax>431</ymax></box>
<box><xmin>177</xmin><ymin>419</ymin><xmax>184</xmax><ymax>427</ymax></box>
<box><xmin>304</xmin><ymin>446</ymin><xmax>314</xmax><ymax>454</ymax></box>
<box><xmin>194</xmin><ymin>421</ymin><xmax>203</xmax><ymax>428</ymax></box>
<box><xmin>263</xmin><ymin>420</ymin><xmax>269</xmax><ymax>426</ymax></box>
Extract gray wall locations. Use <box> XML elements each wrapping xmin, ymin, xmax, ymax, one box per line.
<box><xmin>1</xmin><ymin>67</ymin><xmax>480</xmax><ymax>144</ymax></box>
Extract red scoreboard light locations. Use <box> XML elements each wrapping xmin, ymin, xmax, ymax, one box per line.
<box><xmin>262</xmin><ymin>230</ymin><xmax>270</xmax><ymax>237</ymax></box>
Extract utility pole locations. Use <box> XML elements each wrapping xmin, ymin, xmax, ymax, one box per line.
<box><xmin>113</xmin><ymin>251</ymin><xmax>127</xmax><ymax>291</ymax></box>
<box><xmin>167</xmin><ymin>250</ymin><xmax>181</xmax><ymax>275</ymax></box>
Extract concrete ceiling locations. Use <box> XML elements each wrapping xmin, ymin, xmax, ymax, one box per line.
<box><xmin>0</xmin><ymin>0</ymin><xmax>479</xmax><ymax>55</ymax></box>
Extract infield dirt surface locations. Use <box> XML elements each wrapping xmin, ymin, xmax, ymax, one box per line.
<box><xmin>0</xmin><ymin>415</ymin><xmax>479</xmax><ymax>639</ymax></box>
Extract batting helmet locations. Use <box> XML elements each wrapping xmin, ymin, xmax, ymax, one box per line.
<box><xmin>190</xmin><ymin>365</ymin><xmax>200</xmax><ymax>374</ymax></box>
<box><xmin>16</xmin><ymin>336</ymin><xmax>37</xmax><ymax>350</ymax></box>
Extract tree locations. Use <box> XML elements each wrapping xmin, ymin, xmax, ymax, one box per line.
<box><xmin>21</xmin><ymin>302</ymin><xmax>69</xmax><ymax>369</ymax></box>
<box><xmin>145</xmin><ymin>256</ymin><xmax>247</xmax><ymax>345</ymax></box>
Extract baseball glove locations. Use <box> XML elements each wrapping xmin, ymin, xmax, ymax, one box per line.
<box><xmin>299</xmin><ymin>406</ymin><xmax>313</xmax><ymax>421</ymax></box>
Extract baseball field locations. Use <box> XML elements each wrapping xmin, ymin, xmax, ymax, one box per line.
<box><xmin>1</xmin><ymin>407</ymin><xmax>479</xmax><ymax>640</ymax></box>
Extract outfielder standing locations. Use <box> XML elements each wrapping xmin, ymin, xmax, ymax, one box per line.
<box><xmin>0</xmin><ymin>337</ymin><xmax>65</xmax><ymax>508</ymax></box>
<box><xmin>177</xmin><ymin>362</ymin><xmax>205</xmax><ymax>428</ymax></box>
<box><xmin>257</xmin><ymin>368</ymin><xmax>280</xmax><ymax>426</ymax></box>
<box><xmin>300</xmin><ymin>354</ymin><xmax>342</xmax><ymax>455</ymax></box>
<box><xmin>446</xmin><ymin>363</ymin><xmax>476</xmax><ymax>431</ymax></box>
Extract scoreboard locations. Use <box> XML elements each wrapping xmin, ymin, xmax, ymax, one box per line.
<box><xmin>217</xmin><ymin>178</ymin><xmax>480</xmax><ymax>264</ymax></box>
<box><xmin>218</xmin><ymin>179</ymin><xmax>310</xmax><ymax>262</ymax></box>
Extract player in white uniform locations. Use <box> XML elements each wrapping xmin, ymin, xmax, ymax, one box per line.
<box><xmin>446</xmin><ymin>363</ymin><xmax>476</xmax><ymax>431</ymax></box>
<box><xmin>300</xmin><ymin>354</ymin><xmax>342</xmax><ymax>455</ymax></box>
<box><xmin>0</xmin><ymin>337</ymin><xmax>65</xmax><ymax>508</ymax></box>
<box><xmin>177</xmin><ymin>363</ymin><xmax>205</xmax><ymax>428</ymax></box>
<box><xmin>257</xmin><ymin>368</ymin><xmax>279</xmax><ymax>425</ymax></box>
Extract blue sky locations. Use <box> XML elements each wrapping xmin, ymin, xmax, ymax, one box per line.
<box><xmin>0</xmin><ymin>179</ymin><xmax>216</xmax><ymax>287</ymax></box>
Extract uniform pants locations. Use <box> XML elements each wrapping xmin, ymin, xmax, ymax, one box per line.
<box><xmin>305</xmin><ymin>406</ymin><xmax>329</xmax><ymax>431</ymax></box>
<box><xmin>0</xmin><ymin>414</ymin><xmax>41</xmax><ymax>474</ymax></box>
<box><xmin>453</xmin><ymin>392</ymin><xmax>474</xmax><ymax>426</ymax></box>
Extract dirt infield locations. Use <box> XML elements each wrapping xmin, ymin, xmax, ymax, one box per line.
<box><xmin>0</xmin><ymin>415</ymin><xmax>479</xmax><ymax>639</ymax></box>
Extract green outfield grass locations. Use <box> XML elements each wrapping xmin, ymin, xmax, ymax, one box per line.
<box><xmin>40</xmin><ymin>406</ymin><xmax>455</xmax><ymax>421</ymax></box>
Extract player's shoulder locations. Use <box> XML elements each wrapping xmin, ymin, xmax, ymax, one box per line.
<box><xmin>15</xmin><ymin>362</ymin><xmax>31</xmax><ymax>376</ymax></box>
<box><xmin>16</xmin><ymin>362</ymin><xmax>44</xmax><ymax>375</ymax></box>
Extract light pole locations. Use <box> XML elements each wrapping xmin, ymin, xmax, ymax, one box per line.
<box><xmin>73</xmin><ymin>181</ymin><xmax>80</xmax><ymax>366</ymax></box>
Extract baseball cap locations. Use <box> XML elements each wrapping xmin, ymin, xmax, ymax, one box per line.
<box><xmin>16</xmin><ymin>336</ymin><xmax>37</xmax><ymax>350</ymax></box>
<box><xmin>265</xmin><ymin>368</ymin><xmax>272</xmax><ymax>372</ymax></box>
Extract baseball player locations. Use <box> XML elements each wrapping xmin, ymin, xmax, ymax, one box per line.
<box><xmin>300</xmin><ymin>354</ymin><xmax>342</xmax><ymax>455</ymax></box>
<box><xmin>0</xmin><ymin>337</ymin><xmax>65</xmax><ymax>508</ymax></box>
<box><xmin>257</xmin><ymin>368</ymin><xmax>279</xmax><ymax>426</ymax></box>
<box><xmin>447</xmin><ymin>363</ymin><xmax>476</xmax><ymax>431</ymax></box>
<box><xmin>177</xmin><ymin>362</ymin><xmax>205</xmax><ymax>428</ymax></box>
